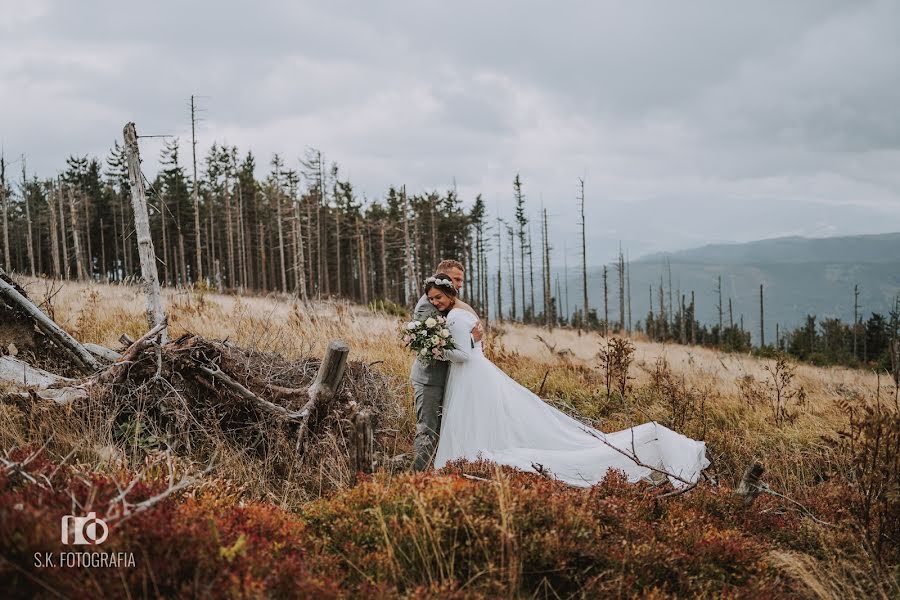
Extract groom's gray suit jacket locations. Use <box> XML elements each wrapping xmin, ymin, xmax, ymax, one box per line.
<box><xmin>409</xmin><ymin>295</ymin><xmax>450</xmax><ymax>386</ymax></box>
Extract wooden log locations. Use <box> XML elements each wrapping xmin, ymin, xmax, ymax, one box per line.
<box><xmin>352</xmin><ymin>409</ymin><xmax>374</xmax><ymax>484</ymax></box>
<box><xmin>84</xmin><ymin>343</ymin><xmax>123</xmax><ymax>363</ymax></box>
<box><xmin>736</xmin><ymin>462</ymin><xmax>765</xmax><ymax>506</ymax></box>
<box><xmin>0</xmin><ymin>355</ymin><xmax>74</xmax><ymax>388</ymax></box>
<box><xmin>0</xmin><ymin>267</ymin><xmax>100</xmax><ymax>371</ymax></box>
<box><xmin>123</xmin><ymin>122</ymin><xmax>168</xmax><ymax>344</ymax></box>
<box><xmin>295</xmin><ymin>340</ymin><xmax>350</xmax><ymax>451</ymax></box>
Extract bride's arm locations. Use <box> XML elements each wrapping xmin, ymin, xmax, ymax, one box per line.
<box><xmin>440</xmin><ymin>314</ymin><xmax>474</xmax><ymax>363</ymax></box>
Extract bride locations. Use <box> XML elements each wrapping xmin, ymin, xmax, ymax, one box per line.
<box><xmin>422</xmin><ymin>274</ymin><xmax>709</xmax><ymax>488</ymax></box>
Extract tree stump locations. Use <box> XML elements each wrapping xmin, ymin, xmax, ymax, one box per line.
<box><xmin>736</xmin><ymin>462</ymin><xmax>765</xmax><ymax>506</ymax></box>
<box><xmin>352</xmin><ymin>409</ymin><xmax>374</xmax><ymax>485</ymax></box>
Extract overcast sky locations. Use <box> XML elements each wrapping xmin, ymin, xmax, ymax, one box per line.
<box><xmin>2</xmin><ymin>0</ymin><xmax>900</xmax><ymax>263</ymax></box>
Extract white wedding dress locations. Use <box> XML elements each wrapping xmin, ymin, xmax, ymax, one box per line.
<box><xmin>433</xmin><ymin>308</ymin><xmax>709</xmax><ymax>488</ymax></box>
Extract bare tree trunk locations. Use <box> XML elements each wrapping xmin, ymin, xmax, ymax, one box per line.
<box><xmin>306</xmin><ymin>197</ymin><xmax>315</xmax><ymax>296</ymax></box>
<box><xmin>20</xmin><ymin>159</ymin><xmax>35</xmax><ymax>276</ymax></box>
<box><xmin>759</xmin><ymin>283</ymin><xmax>765</xmax><ymax>348</ymax></box>
<box><xmin>626</xmin><ymin>251</ymin><xmax>632</xmax><ymax>334</ymax></box>
<box><xmin>277</xmin><ymin>194</ymin><xmax>288</xmax><ymax>292</ymax></box>
<box><xmin>617</xmin><ymin>248</ymin><xmax>625</xmax><ymax>334</ymax></box>
<box><xmin>430</xmin><ymin>203</ymin><xmax>438</xmax><ymax>270</ymax></box>
<box><xmin>47</xmin><ymin>186</ymin><xmax>61</xmax><ymax>278</ymax></box>
<box><xmin>527</xmin><ymin>223</ymin><xmax>534</xmax><ymax>320</ymax></box>
<box><xmin>224</xmin><ymin>174</ymin><xmax>235</xmax><ymax>289</ymax></box>
<box><xmin>0</xmin><ymin>154</ymin><xmax>9</xmax><ymax>272</ymax></box>
<box><xmin>293</xmin><ymin>197</ymin><xmax>308</xmax><ymax>301</ymax></box>
<box><xmin>603</xmin><ymin>266</ymin><xmax>609</xmax><ymax>336</ymax></box>
<box><xmin>59</xmin><ymin>180</ymin><xmax>70</xmax><ymax>279</ymax></box>
<box><xmin>853</xmin><ymin>284</ymin><xmax>859</xmax><ymax>358</ymax></box>
<box><xmin>237</xmin><ymin>179</ymin><xmax>247</xmax><ymax>290</ymax></box>
<box><xmin>191</xmin><ymin>95</ymin><xmax>203</xmax><ymax>283</ymax></box>
<box><xmin>717</xmin><ymin>275</ymin><xmax>724</xmax><ymax>341</ymax></box>
<box><xmin>123</xmin><ymin>122</ymin><xmax>167</xmax><ymax>342</ymax></box>
<box><xmin>496</xmin><ymin>218</ymin><xmax>503</xmax><ymax>322</ymax></box>
<box><xmin>357</xmin><ymin>217</ymin><xmax>369</xmax><ymax>304</ymax></box>
<box><xmin>100</xmin><ymin>218</ymin><xmax>107</xmax><ymax>282</ymax></box>
<box><xmin>579</xmin><ymin>177</ymin><xmax>589</xmax><ymax>322</ymax></box>
<box><xmin>178</xmin><ymin>233</ymin><xmax>187</xmax><ymax>287</ymax></box>
<box><xmin>67</xmin><ymin>186</ymin><xmax>86</xmax><ymax>280</ymax></box>
<box><xmin>379</xmin><ymin>220</ymin><xmax>388</xmax><ymax>300</ymax></box>
<box><xmin>508</xmin><ymin>226</ymin><xmax>517</xmax><ymax>320</ymax></box>
<box><xmin>691</xmin><ymin>290</ymin><xmax>696</xmax><ymax>345</ymax></box>
<box><xmin>334</xmin><ymin>208</ymin><xmax>341</xmax><ymax>296</ymax></box>
<box><xmin>402</xmin><ymin>187</ymin><xmax>416</xmax><ymax>304</ymax></box>
<box><xmin>541</xmin><ymin>208</ymin><xmax>550</xmax><ymax>327</ymax></box>
<box><xmin>83</xmin><ymin>186</ymin><xmax>92</xmax><ymax>279</ymax></box>
<box><xmin>118</xmin><ymin>190</ymin><xmax>128</xmax><ymax>278</ymax></box>
<box><xmin>667</xmin><ymin>258</ymin><xmax>673</xmax><ymax>333</ymax></box>
<box><xmin>258</xmin><ymin>222</ymin><xmax>267</xmax><ymax>291</ymax></box>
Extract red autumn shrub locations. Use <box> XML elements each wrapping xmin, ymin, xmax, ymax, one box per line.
<box><xmin>0</xmin><ymin>448</ymin><xmax>879</xmax><ymax>598</ymax></box>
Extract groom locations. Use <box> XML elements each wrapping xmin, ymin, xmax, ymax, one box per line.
<box><xmin>411</xmin><ymin>259</ymin><xmax>484</xmax><ymax>471</ymax></box>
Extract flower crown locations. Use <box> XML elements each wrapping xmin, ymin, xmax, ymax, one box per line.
<box><xmin>424</xmin><ymin>276</ymin><xmax>454</xmax><ymax>289</ymax></box>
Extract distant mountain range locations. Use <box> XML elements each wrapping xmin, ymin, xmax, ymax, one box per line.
<box><xmin>560</xmin><ymin>233</ymin><xmax>900</xmax><ymax>344</ymax></box>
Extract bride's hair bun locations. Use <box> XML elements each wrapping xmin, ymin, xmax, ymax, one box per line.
<box><xmin>424</xmin><ymin>272</ymin><xmax>458</xmax><ymax>296</ymax></box>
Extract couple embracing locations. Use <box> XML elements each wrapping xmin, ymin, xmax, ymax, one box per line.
<box><xmin>409</xmin><ymin>259</ymin><xmax>709</xmax><ymax>488</ymax></box>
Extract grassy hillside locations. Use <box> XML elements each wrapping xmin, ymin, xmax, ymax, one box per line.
<box><xmin>1</xmin><ymin>278</ymin><xmax>898</xmax><ymax>598</ymax></box>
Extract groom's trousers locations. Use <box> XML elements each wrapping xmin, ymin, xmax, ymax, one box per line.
<box><xmin>412</xmin><ymin>382</ymin><xmax>444</xmax><ymax>471</ymax></box>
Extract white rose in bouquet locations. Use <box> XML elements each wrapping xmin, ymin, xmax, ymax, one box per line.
<box><xmin>425</xmin><ymin>317</ymin><xmax>437</xmax><ymax>328</ymax></box>
<box><xmin>406</xmin><ymin>321</ymin><xmax>417</xmax><ymax>330</ymax></box>
<box><xmin>440</xmin><ymin>329</ymin><xmax>450</xmax><ymax>338</ymax></box>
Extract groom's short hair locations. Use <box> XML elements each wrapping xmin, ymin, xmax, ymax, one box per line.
<box><xmin>436</xmin><ymin>259</ymin><xmax>464</xmax><ymax>272</ymax></box>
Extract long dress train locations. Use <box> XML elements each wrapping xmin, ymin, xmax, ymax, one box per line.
<box><xmin>433</xmin><ymin>308</ymin><xmax>709</xmax><ymax>488</ymax></box>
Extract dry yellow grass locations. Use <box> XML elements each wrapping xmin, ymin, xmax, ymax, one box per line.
<box><xmin>5</xmin><ymin>276</ymin><xmax>881</xmax><ymax>495</ymax></box>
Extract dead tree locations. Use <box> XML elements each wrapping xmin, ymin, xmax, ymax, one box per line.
<box><xmin>21</xmin><ymin>157</ymin><xmax>35</xmax><ymax>277</ymax></box>
<box><xmin>47</xmin><ymin>186</ymin><xmax>61</xmax><ymax>278</ymax></box>
<box><xmin>58</xmin><ymin>177</ymin><xmax>70</xmax><ymax>279</ymax></box>
<box><xmin>716</xmin><ymin>275</ymin><xmax>724</xmax><ymax>342</ymax></box>
<box><xmin>578</xmin><ymin>177</ymin><xmax>589</xmax><ymax>322</ymax></box>
<box><xmin>513</xmin><ymin>175</ymin><xmax>527</xmax><ymax>320</ymax></box>
<box><xmin>0</xmin><ymin>154</ymin><xmax>8</xmax><ymax>271</ymax></box>
<box><xmin>67</xmin><ymin>185</ymin><xmax>86</xmax><ymax>280</ymax></box>
<box><xmin>759</xmin><ymin>284</ymin><xmax>765</xmax><ymax>348</ymax></box>
<box><xmin>853</xmin><ymin>284</ymin><xmax>859</xmax><ymax>358</ymax></box>
<box><xmin>123</xmin><ymin>122</ymin><xmax>168</xmax><ymax>342</ymax></box>
<box><xmin>603</xmin><ymin>266</ymin><xmax>609</xmax><ymax>336</ymax></box>
<box><xmin>626</xmin><ymin>251</ymin><xmax>632</xmax><ymax>333</ymax></box>
<box><xmin>190</xmin><ymin>95</ymin><xmax>203</xmax><ymax>283</ymax></box>
<box><xmin>617</xmin><ymin>247</ymin><xmax>625</xmax><ymax>334</ymax></box>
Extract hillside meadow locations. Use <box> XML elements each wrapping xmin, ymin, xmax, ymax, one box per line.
<box><xmin>1</xmin><ymin>277</ymin><xmax>897</xmax><ymax>598</ymax></box>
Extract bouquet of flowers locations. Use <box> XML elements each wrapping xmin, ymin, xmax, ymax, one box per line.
<box><xmin>401</xmin><ymin>315</ymin><xmax>456</xmax><ymax>365</ymax></box>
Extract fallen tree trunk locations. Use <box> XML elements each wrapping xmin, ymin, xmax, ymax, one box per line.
<box><xmin>0</xmin><ymin>268</ymin><xmax>100</xmax><ymax>371</ymax></box>
<box><xmin>0</xmin><ymin>355</ymin><xmax>74</xmax><ymax>388</ymax></box>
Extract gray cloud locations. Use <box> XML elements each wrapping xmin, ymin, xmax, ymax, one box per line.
<box><xmin>2</xmin><ymin>0</ymin><xmax>900</xmax><ymax>265</ymax></box>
